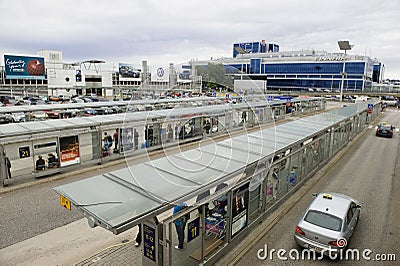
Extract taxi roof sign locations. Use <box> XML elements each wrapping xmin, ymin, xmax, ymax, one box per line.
<box><xmin>322</xmin><ymin>193</ymin><xmax>333</xmax><ymax>199</ymax></box>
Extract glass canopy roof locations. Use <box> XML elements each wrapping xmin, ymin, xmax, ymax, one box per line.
<box><xmin>54</xmin><ymin>103</ymin><xmax>369</xmax><ymax>234</ymax></box>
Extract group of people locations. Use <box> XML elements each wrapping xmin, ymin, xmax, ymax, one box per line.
<box><xmin>35</xmin><ymin>153</ymin><xmax>59</xmax><ymax>171</ymax></box>
<box><xmin>102</xmin><ymin>129</ymin><xmax>119</xmax><ymax>156</ymax></box>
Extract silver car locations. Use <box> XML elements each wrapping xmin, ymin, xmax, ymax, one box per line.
<box><xmin>294</xmin><ymin>192</ymin><xmax>361</xmax><ymax>256</ymax></box>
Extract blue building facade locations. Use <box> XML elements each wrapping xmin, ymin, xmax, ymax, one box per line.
<box><xmin>192</xmin><ymin>41</ymin><xmax>380</xmax><ymax>93</ymax></box>
<box><xmin>233</xmin><ymin>41</ymin><xmax>279</xmax><ymax>58</ymax></box>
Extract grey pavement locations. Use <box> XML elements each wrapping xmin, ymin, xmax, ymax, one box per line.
<box><xmin>0</xmin><ymin>218</ymin><xmax>139</xmax><ymax>266</ymax></box>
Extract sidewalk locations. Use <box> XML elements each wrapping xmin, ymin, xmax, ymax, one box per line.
<box><xmin>0</xmin><ymin>218</ymin><xmax>140</xmax><ymax>266</ymax></box>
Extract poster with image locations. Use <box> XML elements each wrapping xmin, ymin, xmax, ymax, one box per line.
<box><xmin>59</xmin><ymin>135</ymin><xmax>80</xmax><ymax>167</ymax></box>
<box><xmin>120</xmin><ymin>128</ymin><xmax>134</xmax><ymax>152</ymax></box>
<box><xmin>231</xmin><ymin>183</ymin><xmax>249</xmax><ymax>237</ymax></box>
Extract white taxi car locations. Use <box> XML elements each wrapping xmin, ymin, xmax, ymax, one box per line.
<box><xmin>294</xmin><ymin>193</ymin><xmax>361</xmax><ymax>256</ymax></box>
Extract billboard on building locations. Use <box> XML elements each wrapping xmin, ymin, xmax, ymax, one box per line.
<box><xmin>4</xmin><ymin>54</ymin><xmax>46</xmax><ymax>79</ymax></box>
<box><xmin>150</xmin><ymin>65</ymin><xmax>170</xmax><ymax>82</ymax></box>
<box><xmin>119</xmin><ymin>63</ymin><xmax>141</xmax><ymax>81</ymax></box>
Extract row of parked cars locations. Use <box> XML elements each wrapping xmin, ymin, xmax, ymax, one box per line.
<box><xmin>0</xmin><ymin>94</ymin><xmax>126</xmax><ymax>123</ymax></box>
<box><xmin>0</xmin><ymin>95</ymin><xmax>109</xmax><ymax>107</ymax></box>
<box><xmin>45</xmin><ymin>106</ymin><xmax>123</xmax><ymax>119</ymax></box>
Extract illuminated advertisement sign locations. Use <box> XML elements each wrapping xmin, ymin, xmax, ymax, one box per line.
<box><xmin>143</xmin><ymin>224</ymin><xmax>156</xmax><ymax>262</ymax></box>
<box><xmin>231</xmin><ymin>183</ymin><xmax>249</xmax><ymax>238</ymax></box>
<box><xmin>4</xmin><ymin>54</ymin><xmax>46</xmax><ymax>79</ymax></box>
<box><xmin>59</xmin><ymin>135</ymin><xmax>80</xmax><ymax>167</ymax></box>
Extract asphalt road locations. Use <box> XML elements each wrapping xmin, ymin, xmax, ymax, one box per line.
<box><xmin>234</xmin><ymin>110</ymin><xmax>400</xmax><ymax>265</ymax></box>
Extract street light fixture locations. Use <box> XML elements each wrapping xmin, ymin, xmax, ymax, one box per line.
<box><xmin>337</xmin><ymin>41</ymin><xmax>354</xmax><ymax>102</ymax></box>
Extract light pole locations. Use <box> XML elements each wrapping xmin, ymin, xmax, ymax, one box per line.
<box><xmin>340</xmin><ymin>60</ymin><xmax>346</xmax><ymax>103</ymax></box>
<box><xmin>337</xmin><ymin>41</ymin><xmax>354</xmax><ymax>102</ymax></box>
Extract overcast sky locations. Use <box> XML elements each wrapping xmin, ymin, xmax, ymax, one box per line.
<box><xmin>1</xmin><ymin>0</ymin><xmax>399</xmax><ymax>79</ymax></box>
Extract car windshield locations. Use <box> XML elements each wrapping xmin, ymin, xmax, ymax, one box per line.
<box><xmin>379</xmin><ymin>125</ymin><xmax>391</xmax><ymax>130</ymax></box>
<box><xmin>304</xmin><ymin>210</ymin><xmax>342</xmax><ymax>231</ymax></box>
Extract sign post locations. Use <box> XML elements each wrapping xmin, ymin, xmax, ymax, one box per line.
<box><xmin>142</xmin><ymin>219</ymin><xmax>163</xmax><ymax>266</ymax></box>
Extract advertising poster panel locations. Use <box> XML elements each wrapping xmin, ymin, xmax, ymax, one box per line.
<box><xmin>231</xmin><ymin>183</ymin><xmax>249</xmax><ymax>238</ymax></box>
<box><xmin>119</xmin><ymin>63</ymin><xmax>141</xmax><ymax>81</ymax></box>
<box><xmin>120</xmin><ymin>128</ymin><xmax>134</xmax><ymax>152</ymax></box>
<box><xmin>59</xmin><ymin>136</ymin><xmax>80</xmax><ymax>167</ymax></box>
<box><xmin>4</xmin><ymin>54</ymin><xmax>46</xmax><ymax>79</ymax></box>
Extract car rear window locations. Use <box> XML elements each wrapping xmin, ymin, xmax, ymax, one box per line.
<box><xmin>304</xmin><ymin>210</ymin><xmax>342</xmax><ymax>231</ymax></box>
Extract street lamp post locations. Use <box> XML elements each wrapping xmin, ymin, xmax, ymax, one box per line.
<box><xmin>337</xmin><ymin>41</ymin><xmax>354</xmax><ymax>103</ymax></box>
<box><xmin>340</xmin><ymin>60</ymin><xmax>346</xmax><ymax>103</ymax></box>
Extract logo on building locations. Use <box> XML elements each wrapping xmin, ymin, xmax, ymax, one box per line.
<box><xmin>157</xmin><ymin>67</ymin><xmax>164</xmax><ymax>77</ymax></box>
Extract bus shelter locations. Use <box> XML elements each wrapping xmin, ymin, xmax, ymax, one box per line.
<box><xmin>53</xmin><ymin>101</ymin><xmax>379</xmax><ymax>265</ymax></box>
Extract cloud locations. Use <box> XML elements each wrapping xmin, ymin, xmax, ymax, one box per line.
<box><xmin>1</xmin><ymin>0</ymin><xmax>399</xmax><ymax>78</ymax></box>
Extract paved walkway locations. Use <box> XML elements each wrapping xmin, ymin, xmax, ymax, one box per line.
<box><xmin>0</xmin><ymin>219</ymin><xmax>140</xmax><ymax>266</ymax></box>
<box><xmin>76</xmin><ymin>240</ymin><xmax>137</xmax><ymax>266</ymax></box>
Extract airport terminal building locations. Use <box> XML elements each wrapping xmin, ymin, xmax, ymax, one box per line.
<box><xmin>189</xmin><ymin>40</ymin><xmax>384</xmax><ymax>94</ymax></box>
<box><xmin>0</xmin><ymin>40</ymin><xmax>385</xmax><ymax>97</ymax></box>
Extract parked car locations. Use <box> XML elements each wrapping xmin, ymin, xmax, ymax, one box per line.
<box><xmin>294</xmin><ymin>193</ymin><xmax>361</xmax><ymax>256</ymax></box>
<box><xmin>70</xmin><ymin>98</ymin><xmax>85</xmax><ymax>103</ymax></box>
<box><xmin>9</xmin><ymin>112</ymin><xmax>25</xmax><ymax>122</ymax></box>
<box><xmin>29</xmin><ymin>111</ymin><xmax>47</xmax><ymax>121</ymax></box>
<box><xmin>95</xmin><ymin>107</ymin><xmax>113</xmax><ymax>115</ymax></box>
<box><xmin>376</xmin><ymin>123</ymin><xmax>394</xmax><ymax>138</ymax></box>
<box><xmin>82</xmin><ymin>108</ymin><xmax>96</xmax><ymax>116</ymax></box>
<box><xmin>46</xmin><ymin>110</ymin><xmax>63</xmax><ymax>119</ymax></box>
<box><xmin>0</xmin><ymin>113</ymin><xmax>14</xmax><ymax>124</ymax></box>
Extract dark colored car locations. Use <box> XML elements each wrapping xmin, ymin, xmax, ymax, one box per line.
<box><xmin>376</xmin><ymin>124</ymin><xmax>394</xmax><ymax>138</ymax></box>
<box><xmin>82</xmin><ymin>108</ymin><xmax>96</xmax><ymax>116</ymax></box>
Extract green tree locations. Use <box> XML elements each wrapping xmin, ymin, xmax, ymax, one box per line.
<box><xmin>196</xmin><ymin>63</ymin><xmax>233</xmax><ymax>90</ymax></box>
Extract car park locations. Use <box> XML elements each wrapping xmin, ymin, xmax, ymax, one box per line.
<box><xmin>294</xmin><ymin>192</ymin><xmax>361</xmax><ymax>256</ymax></box>
<box><xmin>376</xmin><ymin>123</ymin><xmax>394</xmax><ymax>138</ymax></box>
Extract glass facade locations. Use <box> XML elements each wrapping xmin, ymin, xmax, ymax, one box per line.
<box><xmin>233</xmin><ymin>42</ymin><xmax>279</xmax><ymax>58</ymax></box>
<box><xmin>373</xmin><ymin>62</ymin><xmax>382</xmax><ymax>83</ymax></box>
<box><xmin>230</xmin><ymin>61</ymin><xmax>370</xmax><ymax>91</ymax></box>
<box><xmin>250</xmin><ymin>58</ymin><xmax>261</xmax><ymax>74</ymax></box>
<box><xmin>264</xmin><ymin>62</ymin><xmax>365</xmax><ymax>75</ymax></box>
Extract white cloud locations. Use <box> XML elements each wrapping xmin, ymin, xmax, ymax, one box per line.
<box><xmin>1</xmin><ymin>0</ymin><xmax>399</xmax><ymax>78</ymax></box>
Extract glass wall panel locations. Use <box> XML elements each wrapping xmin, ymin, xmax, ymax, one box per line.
<box><xmin>248</xmin><ymin>183</ymin><xmax>261</xmax><ymax>223</ymax></box>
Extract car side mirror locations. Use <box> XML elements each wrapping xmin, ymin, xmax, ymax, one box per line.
<box><xmin>312</xmin><ymin>193</ymin><xmax>318</xmax><ymax>197</ymax></box>
<box><xmin>355</xmin><ymin>204</ymin><xmax>362</xmax><ymax>209</ymax></box>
